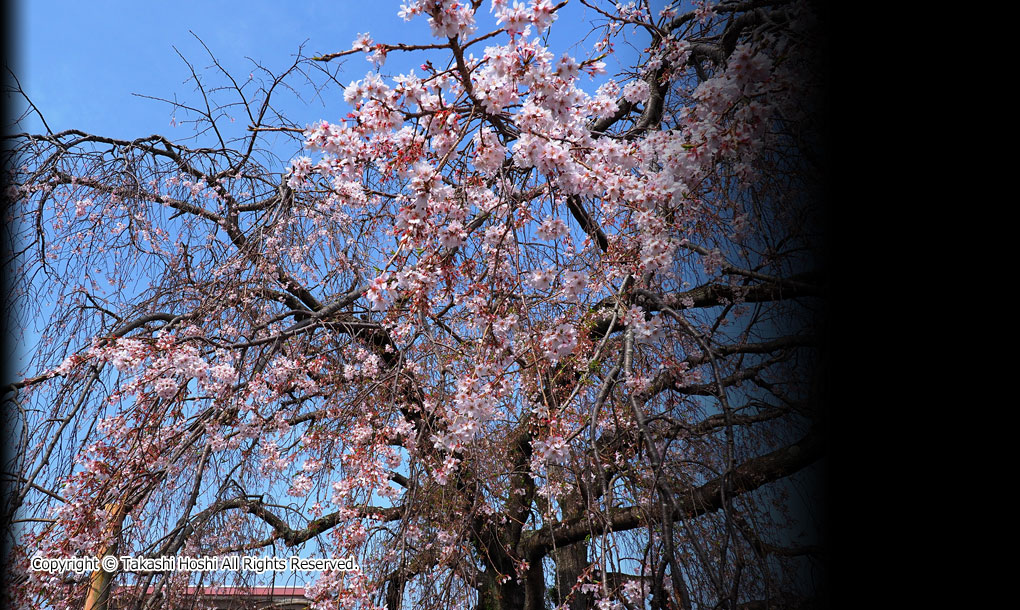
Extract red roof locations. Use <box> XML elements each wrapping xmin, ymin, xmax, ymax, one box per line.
<box><xmin>112</xmin><ymin>586</ymin><xmax>308</xmax><ymax>609</ymax></box>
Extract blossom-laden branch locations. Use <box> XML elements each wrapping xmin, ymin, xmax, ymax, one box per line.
<box><xmin>5</xmin><ymin>1</ymin><xmax>828</xmax><ymax>609</ymax></box>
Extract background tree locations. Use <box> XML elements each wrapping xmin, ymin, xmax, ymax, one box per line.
<box><xmin>4</xmin><ymin>1</ymin><xmax>828</xmax><ymax>609</ymax></box>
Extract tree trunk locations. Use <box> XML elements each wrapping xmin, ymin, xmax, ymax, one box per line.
<box><xmin>476</xmin><ymin>569</ymin><xmax>525</xmax><ymax>610</ymax></box>
<box><xmin>523</xmin><ymin>556</ymin><xmax>546</xmax><ymax>610</ymax></box>
<box><xmin>475</xmin><ymin>557</ymin><xmax>548</xmax><ymax>610</ymax></box>
<box><xmin>553</xmin><ymin>542</ymin><xmax>589</xmax><ymax>610</ymax></box>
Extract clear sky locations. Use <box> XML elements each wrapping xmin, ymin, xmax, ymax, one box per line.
<box><xmin>12</xmin><ymin>1</ymin><xmax>439</xmax><ymax>139</ymax></box>
<box><xmin>11</xmin><ymin>1</ymin><xmax>643</xmax><ymax>141</ymax></box>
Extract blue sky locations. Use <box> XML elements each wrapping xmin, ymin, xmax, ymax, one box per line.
<box><xmin>13</xmin><ymin>1</ymin><xmax>435</xmax><ymax>138</ymax></box>
<box><xmin>12</xmin><ymin>1</ymin><xmax>644</xmax><ymax>141</ymax></box>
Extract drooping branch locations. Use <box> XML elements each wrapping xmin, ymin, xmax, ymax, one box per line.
<box><xmin>169</xmin><ymin>495</ymin><xmax>404</xmax><ymax>553</ymax></box>
<box><xmin>522</xmin><ymin>430</ymin><xmax>823</xmax><ymax>558</ymax></box>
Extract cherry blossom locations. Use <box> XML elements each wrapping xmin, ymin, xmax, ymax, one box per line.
<box><xmin>6</xmin><ymin>2</ymin><xmax>828</xmax><ymax>609</ymax></box>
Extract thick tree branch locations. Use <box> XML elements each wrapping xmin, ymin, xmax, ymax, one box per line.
<box><xmin>522</xmin><ymin>430</ymin><xmax>823</xmax><ymax>558</ymax></box>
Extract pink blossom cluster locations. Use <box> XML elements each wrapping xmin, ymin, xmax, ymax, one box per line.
<box><xmin>494</xmin><ymin>0</ymin><xmax>558</xmax><ymax>37</ymax></box>
<box><xmin>532</xmin><ymin>434</ymin><xmax>569</xmax><ymax>464</ymax></box>
<box><xmin>97</xmin><ymin>337</ymin><xmax>148</xmax><ymax>372</ymax></box>
<box><xmin>560</xmin><ymin>269</ymin><xmax>588</xmax><ymax>302</ymax></box>
<box><xmin>471</xmin><ymin>128</ymin><xmax>507</xmax><ymax>174</ymax></box>
<box><xmin>431</xmin><ymin>374</ymin><xmax>499</xmax><ymax>453</ymax></box>
<box><xmin>539</xmin><ymin>322</ymin><xmax>578</xmax><ymax>363</ymax></box>
<box><xmin>398</xmin><ymin>0</ymin><xmax>477</xmax><ymax>38</ymax></box>
<box><xmin>622</xmin><ymin>79</ymin><xmax>650</xmax><ymax>104</ymax></box>
<box><xmin>622</xmin><ymin>305</ymin><xmax>663</xmax><ymax>341</ymax></box>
